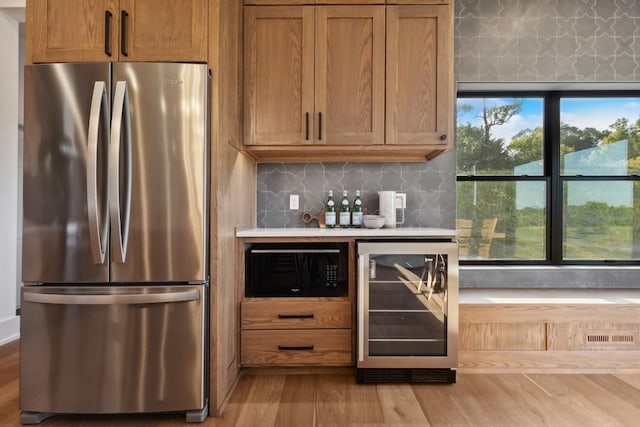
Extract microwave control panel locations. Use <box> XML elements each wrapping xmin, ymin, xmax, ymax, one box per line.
<box><xmin>325</xmin><ymin>264</ymin><xmax>338</xmax><ymax>287</ymax></box>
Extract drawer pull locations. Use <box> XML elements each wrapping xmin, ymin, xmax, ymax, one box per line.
<box><xmin>278</xmin><ymin>345</ymin><xmax>314</xmax><ymax>351</ymax></box>
<box><xmin>278</xmin><ymin>313</ymin><xmax>314</xmax><ymax>319</ymax></box>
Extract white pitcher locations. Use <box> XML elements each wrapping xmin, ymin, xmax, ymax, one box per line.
<box><xmin>378</xmin><ymin>191</ymin><xmax>405</xmax><ymax>228</ymax></box>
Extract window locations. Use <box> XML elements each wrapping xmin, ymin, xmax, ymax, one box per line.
<box><xmin>456</xmin><ymin>92</ymin><xmax>640</xmax><ymax>265</ymax></box>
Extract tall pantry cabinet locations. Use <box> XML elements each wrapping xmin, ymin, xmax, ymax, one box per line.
<box><xmin>26</xmin><ymin>0</ymin><xmax>208</xmax><ymax>63</ymax></box>
<box><xmin>242</xmin><ymin>0</ymin><xmax>453</xmax><ymax>161</ymax></box>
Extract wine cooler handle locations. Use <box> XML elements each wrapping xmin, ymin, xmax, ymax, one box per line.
<box><xmin>357</xmin><ymin>253</ymin><xmax>365</xmax><ymax>362</ymax></box>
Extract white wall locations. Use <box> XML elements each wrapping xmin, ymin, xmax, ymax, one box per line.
<box><xmin>0</xmin><ymin>0</ymin><xmax>24</xmax><ymax>344</ymax></box>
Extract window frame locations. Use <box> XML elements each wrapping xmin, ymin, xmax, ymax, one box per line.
<box><xmin>456</xmin><ymin>90</ymin><xmax>640</xmax><ymax>266</ymax></box>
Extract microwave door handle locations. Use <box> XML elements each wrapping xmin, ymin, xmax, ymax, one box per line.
<box><xmin>109</xmin><ymin>81</ymin><xmax>132</xmax><ymax>264</ymax></box>
<box><xmin>87</xmin><ymin>81</ymin><xmax>109</xmax><ymax>265</ymax></box>
<box><xmin>250</xmin><ymin>249</ymin><xmax>341</xmax><ymax>254</ymax></box>
<box><xmin>23</xmin><ymin>290</ymin><xmax>199</xmax><ymax>305</ymax></box>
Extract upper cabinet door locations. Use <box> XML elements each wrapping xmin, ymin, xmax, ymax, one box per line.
<box><xmin>118</xmin><ymin>0</ymin><xmax>207</xmax><ymax>62</ymax></box>
<box><xmin>244</xmin><ymin>6</ymin><xmax>314</xmax><ymax>146</ymax></box>
<box><xmin>315</xmin><ymin>6</ymin><xmax>385</xmax><ymax>146</ymax></box>
<box><xmin>386</xmin><ymin>5</ymin><xmax>453</xmax><ymax>146</ymax></box>
<box><xmin>387</xmin><ymin>0</ymin><xmax>449</xmax><ymax>4</ymax></box>
<box><xmin>244</xmin><ymin>0</ymin><xmax>384</xmax><ymax>4</ymax></box>
<box><xmin>27</xmin><ymin>0</ymin><xmax>207</xmax><ymax>63</ymax></box>
<box><xmin>28</xmin><ymin>0</ymin><xmax>119</xmax><ymax>63</ymax></box>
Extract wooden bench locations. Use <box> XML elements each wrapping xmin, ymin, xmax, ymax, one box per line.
<box><xmin>459</xmin><ymin>289</ymin><xmax>640</xmax><ymax>373</ymax></box>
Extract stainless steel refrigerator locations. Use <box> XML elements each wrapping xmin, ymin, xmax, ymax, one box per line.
<box><xmin>20</xmin><ymin>62</ymin><xmax>210</xmax><ymax>424</ymax></box>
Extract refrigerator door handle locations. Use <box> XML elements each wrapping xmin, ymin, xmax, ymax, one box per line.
<box><xmin>22</xmin><ymin>289</ymin><xmax>199</xmax><ymax>305</ymax></box>
<box><xmin>87</xmin><ymin>81</ymin><xmax>110</xmax><ymax>265</ymax></box>
<box><xmin>109</xmin><ymin>81</ymin><xmax>132</xmax><ymax>264</ymax></box>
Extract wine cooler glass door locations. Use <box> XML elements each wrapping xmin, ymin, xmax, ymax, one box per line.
<box><xmin>357</xmin><ymin>242</ymin><xmax>458</xmax><ymax>369</ymax></box>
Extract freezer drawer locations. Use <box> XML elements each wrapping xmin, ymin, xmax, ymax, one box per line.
<box><xmin>20</xmin><ymin>285</ymin><xmax>206</xmax><ymax>415</ymax></box>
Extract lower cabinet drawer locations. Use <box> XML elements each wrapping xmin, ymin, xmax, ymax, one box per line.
<box><xmin>242</xmin><ymin>299</ymin><xmax>352</xmax><ymax>329</ymax></box>
<box><xmin>241</xmin><ymin>329</ymin><xmax>352</xmax><ymax>366</ymax></box>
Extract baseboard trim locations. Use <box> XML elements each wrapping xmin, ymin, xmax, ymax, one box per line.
<box><xmin>0</xmin><ymin>315</ymin><xmax>20</xmax><ymax>346</ymax></box>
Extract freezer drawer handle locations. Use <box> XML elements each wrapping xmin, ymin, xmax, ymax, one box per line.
<box><xmin>278</xmin><ymin>345</ymin><xmax>314</xmax><ymax>351</ymax></box>
<box><xmin>23</xmin><ymin>290</ymin><xmax>199</xmax><ymax>305</ymax></box>
<box><xmin>87</xmin><ymin>81</ymin><xmax>110</xmax><ymax>265</ymax></box>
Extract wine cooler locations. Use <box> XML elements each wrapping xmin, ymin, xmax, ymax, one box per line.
<box><xmin>356</xmin><ymin>241</ymin><xmax>458</xmax><ymax>383</ymax></box>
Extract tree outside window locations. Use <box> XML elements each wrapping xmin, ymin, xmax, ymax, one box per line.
<box><xmin>456</xmin><ymin>94</ymin><xmax>640</xmax><ymax>263</ymax></box>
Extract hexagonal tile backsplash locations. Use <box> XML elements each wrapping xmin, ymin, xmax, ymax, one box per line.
<box><xmin>256</xmin><ymin>152</ymin><xmax>456</xmax><ymax>229</ymax></box>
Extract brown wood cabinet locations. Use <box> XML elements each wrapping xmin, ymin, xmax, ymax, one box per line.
<box><xmin>27</xmin><ymin>0</ymin><xmax>208</xmax><ymax>63</ymax></box>
<box><xmin>243</xmin><ymin>6</ymin><xmax>313</xmax><ymax>146</ymax></box>
<box><xmin>242</xmin><ymin>2</ymin><xmax>453</xmax><ymax>161</ymax></box>
<box><xmin>241</xmin><ymin>329</ymin><xmax>352</xmax><ymax>366</ymax></box>
<box><xmin>241</xmin><ymin>298</ymin><xmax>353</xmax><ymax>366</ymax></box>
<box><xmin>245</xmin><ymin>0</ymin><xmax>384</xmax><ymax>5</ymax></box>
<box><xmin>243</xmin><ymin>5</ymin><xmax>385</xmax><ymax>149</ymax></box>
<box><xmin>386</xmin><ymin>4</ymin><xmax>452</xmax><ymax>146</ymax></box>
<box><xmin>388</xmin><ymin>0</ymin><xmax>449</xmax><ymax>4</ymax></box>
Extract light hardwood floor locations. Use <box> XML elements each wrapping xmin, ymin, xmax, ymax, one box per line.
<box><xmin>3</xmin><ymin>339</ymin><xmax>640</xmax><ymax>426</ymax></box>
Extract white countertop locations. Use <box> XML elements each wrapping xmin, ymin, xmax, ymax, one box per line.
<box><xmin>236</xmin><ymin>227</ymin><xmax>457</xmax><ymax>238</ymax></box>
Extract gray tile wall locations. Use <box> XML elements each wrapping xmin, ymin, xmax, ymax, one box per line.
<box><xmin>257</xmin><ymin>152</ymin><xmax>456</xmax><ymax>229</ymax></box>
<box><xmin>256</xmin><ymin>0</ymin><xmax>639</xmax><ymax>288</ymax></box>
<box><xmin>456</xmin><ymin>0</ymin><xmax>640</xmax><ymax>82</ymax></box>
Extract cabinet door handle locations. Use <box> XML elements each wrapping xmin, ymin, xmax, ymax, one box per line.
<box><xmin>305</xmin><ymin>112</ymin><xmax>310</xmax><ymax>140</ymax></box>
<box><xmin>278</xmin><ymin>345</ymin><xmax>314</xmax><ymax>351</ymax></box>
<box><xmin>318</xmin><ymin>112</ymin><xmax>322</xmax><ymax>140</ymax></box>
<box><xmin>439</xmin><ymin>134</ymin><xmax>447</xmax><ymax>141</ymax></box>
<box><xmin>120</xmin><ymin>10</ymin><xmax>129</xmax><ymax>57</ymax></box>
<box><xmin>104</xmin><ymin>11</ymin><xmax>112</xmax><ymax>57</ymax></box>
<box><xmin>278</xmin><ymin>313</ymin><xmax>314</xmax><ymax>319</ymax></box>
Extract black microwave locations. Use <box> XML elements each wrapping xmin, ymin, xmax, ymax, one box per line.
<box><xmin>245</xmin><ymin>242</ymin><xmax>349</xmax><ymax>297</ymax></box>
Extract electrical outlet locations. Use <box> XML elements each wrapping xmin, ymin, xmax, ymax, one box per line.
<box><xmin>397</xmin><ymin>193</ymin><xmax>407</xmax><ymax>209</ymax></box>
<box><xmin>289</xmin><ymin>194</ymin><xmax>299</xmax><ymax>210</ymax></box>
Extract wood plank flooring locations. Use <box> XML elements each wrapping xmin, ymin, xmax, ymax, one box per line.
<box><xmin>3</xmin><ymin>338</ymin><xmax>640</xmax><ymax>426</ymax></box>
